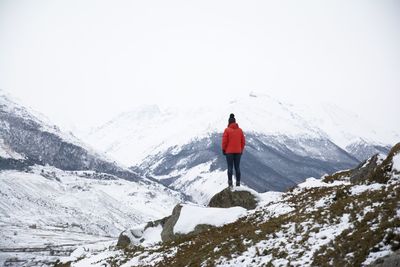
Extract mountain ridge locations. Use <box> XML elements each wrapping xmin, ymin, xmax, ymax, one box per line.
<box><xmin>0</xmin><ymin>91</ymin><xmax>139</xmax><ymax>181</ymax></box>
<box><xmin>83</xmin><ymin>93</ymin><xmax>396</xmax><ymax>167</ymax></box>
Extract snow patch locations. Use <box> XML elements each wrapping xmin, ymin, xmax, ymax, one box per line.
<box><xmin>174</xmin><ymin>205</ymin><xmax>247</xmax><ymax>235</ymax></box>
<box><xmin>298</xmin><ymin>177</ymin><xmax>350</xmax><ymax>189</ymax></box>
<box><xmin>392</xmin><ymin>153</ymin><xmax>400</xmax><ymax>172</ymax></box>
<box><xmin>350</xmin><ymin>183</ymin><xmax>385</xmax><ymax>195</ymax></box>
<box><xmin>258</xmin><ymin>191</ymin><xmax>283</xmax><ymax>206</ymax></box>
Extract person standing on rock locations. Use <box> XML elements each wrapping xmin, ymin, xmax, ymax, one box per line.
<box><xmin>222</xmin><ymin>113</ymin><xmax>245</xmax><ymax>187</ymax></box>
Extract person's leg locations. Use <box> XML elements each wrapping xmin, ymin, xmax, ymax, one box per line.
<box><xmin>226</xmin><ymin>154</ymin><xmax>234</xmax><ymax>187</ymax></box>
<box><xmin>233</xmin><ymin>153</ymin><xmax>241</xmax><ymax>186</ymax></box>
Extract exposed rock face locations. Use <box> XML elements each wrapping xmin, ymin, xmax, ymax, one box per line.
<box><xmin>350</xmin><ymin>154</ymin><xmax>383</xmax><ymax>183</ymax></box>
<box><xmin>116</xmin><ymin>232</ymin><xmax>132</xmax><ymax>248</ymax></box>
<box><xmin>161</xmin><ymin>204</ymin><xmax>182</xmax><ymax>242</ymax></box>
<box><xmin>208</xmin><ymin>187</ymin><xmax>258</xmax><ymax>210</ymax></box>
<box><xmin>365</xmin><ymin>142</ymin><xmax>400</xmax><ymax>184</ymax></box>
<box><xmin>369</xmin><ymin>250</ymin><xmax>400</xmax><ymax>267</ymax></box>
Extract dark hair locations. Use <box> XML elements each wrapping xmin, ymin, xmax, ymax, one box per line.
<box><xmin>228</xmin><ymin>113</ymin><xmax>236</xmax><ymax>125</ymax></box>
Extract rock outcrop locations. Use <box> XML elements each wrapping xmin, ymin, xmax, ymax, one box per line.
<box><xmin>160</xmin><ymin>204</ymin><xmax>182</xmax><ymax>242</ymax></box>
<box><xmin>324</xmin><ymin>143</ymin><xmax>400</xmax><ymax>185</ymax></box>
<box><xmin>117</xmin><ymin>204</ymin><xmax>185</xmax><ymax>247</ymax></box>
<box><xmin>117</xmin><ymin>187</ymin><xmax>259</xmax><ymax>247</ymax></box>
<box><xmin>208</xmin><ymin>187</ymin><xmax>258</xmax><ymax>210</ymax></box>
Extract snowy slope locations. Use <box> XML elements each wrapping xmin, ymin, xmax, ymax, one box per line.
<box><xmin>62</xmin><ymin>143</ymin><xmax>400</xmax><ymax>267</ymax></box>
<box><xmin>0</xmin><ymin>91</ymin><xmax>187</xmax><ymax>266</ymax></box>
<box><xmin>0</xmin><ymin>165</ymin><xmax>184</xmax><ymax>266</ymax></box>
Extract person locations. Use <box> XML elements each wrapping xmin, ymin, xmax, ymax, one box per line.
<box><xmin>221</xmin><ymin>113</ymin><xmax>245</xmax><ymax>187</ymax></box>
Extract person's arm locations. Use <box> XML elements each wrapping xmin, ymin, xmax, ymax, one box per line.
<box><xmin>241</xmin><ymin>130</ymin><xmax>245</xmax><ymax>153</ymax></box>
<box><xmin>222</xmin><ymin>129</ymin><xmax>228</xmax><ymax>154</ymax></box>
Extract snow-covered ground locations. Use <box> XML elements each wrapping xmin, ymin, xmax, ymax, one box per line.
<box><xmin>0</xmin><ymin>165</ymin><xmax>184</xmax><ymax>266</ymax></box>
<box><xmin>393</xmin><ymin>153</ymin><xmax>400</xmax><ymax>171</ymax></box>
<box><xmin>56</xmin><ymin>187</ymin><xmax>287</xmax><ymax>266</ymax></box>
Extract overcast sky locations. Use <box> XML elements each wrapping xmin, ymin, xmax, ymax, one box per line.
<box><xmin>0</xmin><ymin>0</ymin><xmax>399</xmax><ymax>132</ymax></box>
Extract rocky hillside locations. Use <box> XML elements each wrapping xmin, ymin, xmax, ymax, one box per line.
<box><xmin>59</xmin><ymin>142</ymin><xmax>400</xmax><ymax>267</ymax></box>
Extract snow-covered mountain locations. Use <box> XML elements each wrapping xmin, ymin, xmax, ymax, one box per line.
<box><xmin>85</xmin><ymin>93</ymin><xmax>395</xmax><ymax>166</ymax></box>
<box><xmin>0</xmin><ymin>91</ymin><xmax>185</xmax><ymax>266</ymax></box>
<box><xmin>84</xmin><ymin>93</ymin><xmax>396</xmax><ymax>201</ymax></box>
<box><xmin>0</xmin><ymin>90</ymin><xmax>138</xmax><ymax>180</ymax></box>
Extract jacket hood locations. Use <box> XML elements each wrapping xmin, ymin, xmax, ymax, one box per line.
<box><xmin>228</xmin><ymin>123</ymin><xmax>239</xmax><ymax>129</ymax></box>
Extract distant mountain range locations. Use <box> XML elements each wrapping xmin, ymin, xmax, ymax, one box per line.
<box><xmin>83</xmin><ymin>93</ymin><xmax>397</xmax><ymax>202</ymax></box>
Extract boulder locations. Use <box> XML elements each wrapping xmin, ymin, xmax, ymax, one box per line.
<box><xmin>116</xmin><ymin>232</ymin><xmax>131</xmax><ymax>248</ymax></box>
<box><xmin>208</xmin><ymin>187</ymin><xmax>258</xmax><ymax>210</ymax></box>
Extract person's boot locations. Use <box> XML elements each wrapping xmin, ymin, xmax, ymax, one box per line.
<box><xmin>236</xmin><ymin>180</ymin><xmax>240</xmax><ymax>187</ymax></box>
<box><xmin>228</xmin><ymin>181</ymin><xmax>233</xmax><ymax>189</ymax></box>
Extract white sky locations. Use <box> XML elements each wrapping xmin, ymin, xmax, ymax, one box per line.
<box><xmin>0</xmin><ymin>0</ymin><xmax>399</xmax><ymax>132</ymax></box>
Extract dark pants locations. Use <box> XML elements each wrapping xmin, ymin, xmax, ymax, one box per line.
<box><xmin>226</xmin><ymin>153</ymin><xmax>241</xmax><ymax>186</ymax></box>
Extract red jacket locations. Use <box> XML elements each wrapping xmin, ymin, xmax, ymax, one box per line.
<box><xmin>222</xmin><ymin>123</ymin><xmax>245</xmax><ymax>154</ymax></box>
